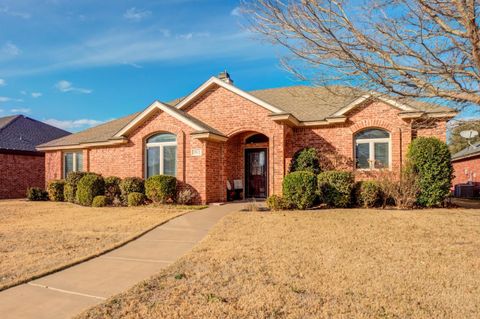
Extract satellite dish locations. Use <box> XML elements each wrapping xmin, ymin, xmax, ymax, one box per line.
<box><xmin>460</xmin><ymin>130</ymin><xmax>479</xmax><ymax>139</ymax></box>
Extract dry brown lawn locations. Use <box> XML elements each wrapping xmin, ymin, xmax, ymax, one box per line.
<box><xmin>77</xmin><ymin>208</ymin><xmax>480</xmax><ymax>319</ymax></box>
<box><xmin>0</xmin><ymin>200</ymin><xmax>200</xmax><ymax>291</ymax></box>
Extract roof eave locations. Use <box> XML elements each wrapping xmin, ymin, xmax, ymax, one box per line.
<box><xmin>269</xmin><ymin>113</ymin><xmax>300</xmax><ymax>127</ymax></box>
<box><xmin>398</xmin><ymin>111</ymin><xmax>458</xmax><ymax>119</ymax></box>
<box><xmin>191</xmin><ymin>131</ymin><xmax>228</xmax><ymax>142</ymax></box>
<box><xmin>452</xmin><ymin>151</ymin><xmax>480</xmax><ymax>161</ymax></box>
<box><xmin>36</xmin><ymin>138</ymin><xmax>129</xmax><ymax>151</ymax></box>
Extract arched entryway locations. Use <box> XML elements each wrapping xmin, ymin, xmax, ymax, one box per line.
<box><xmin>225</xmin><ymin>131</ymin><xmax>269</xmax><ymax>200</ymax></box>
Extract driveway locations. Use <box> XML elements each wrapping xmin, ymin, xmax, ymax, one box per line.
<box><xmin>0</xmin><ymin>203</ymin><xmax>245</xmax><ymax>319</ymax></box>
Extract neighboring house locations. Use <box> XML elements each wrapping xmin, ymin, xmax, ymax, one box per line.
<box><xmin>0</xmin><ymin>115</ymin><xmax>70</xmax><ymax>199</ymax></box>
<box><xmin>451</xmin><ymin>142</ymin><xmax>480</xmax><ymax>197</ymax></box>
<box><xmin>37</xmin><ymin>72</ymin><xmax>457</xmax><ymax>204</ymax></box>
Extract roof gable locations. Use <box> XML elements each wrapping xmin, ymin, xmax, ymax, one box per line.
<box><xmin>331</xmin><ymin>94</ymin><xmax>416</xmax><ymax>117</ymax></box>
<box><xmin>114</xmin><ymin>100</ymin><xmax>223</xmax><ymax>138</ymax></box>
<box><xmin>175</xmin><ymin>77</ymin><xmax>285</xmax><ymax>114</ymax></box>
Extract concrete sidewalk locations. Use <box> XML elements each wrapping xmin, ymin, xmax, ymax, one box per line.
<box><xmin>0</xmin><ymin>203</ymin><xmax>244</xmax><ymax>319</ymax></box>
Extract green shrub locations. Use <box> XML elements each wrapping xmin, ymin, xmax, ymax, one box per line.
<box><xmin>47</xmin><ymin>180</ymin><xmax>65</xmax><ymax>201</ymax></box>
<box><xmin>407</xmin><ymin>137</ymin><xmax>453</xmax><ymax>207</ymax></box>
<box><xmin>355</xmin><ymin>180</ymin><xmax>381</xmax><ymax>208</ymax></box>
<box><xmin>92</xmin><ymin>195</ymin><xmax>108</xmax><ymax>207</ymax></box>
<box><xmin>104</xmin><ymin>176</ymin><xmax>121</xmax><ymax>203</ymax></box>
<box><xmin>128</xmin><ymin>192</ymin><xmax>145</xmax><ymax>206</ymax></box>
<box><xmin>282</xmin><ymin>171</ymin><xmax>317</xmax><ymax>209</ymax></box>
<box><xmin>76</xmin><ymin>173</ymin><xmax>105</xmax><ymax>206</ymax></box>
<box><xmin>64</xmin><ymin>172</ymin><xmax>87</xmax><ymax>203</ymax></box>
<box><xmin>289</xmin><ymin>147</ymin><xmax>320</xmax><ymax>174</ymax></box>
<box><xmin>120</xmin><ymin>177</ymin><xmax>145</xmax><ymax>202</ymax></box>
<box><xmin>266</xmin><ymin>195</ymin><xmax>290</xmax><ymax>211</ymax></box>
<box><xmin>317</xmin><ymin>171</ymin><xmax>354</xmax><ymax>208</ymax></box>
<box><xmin>26</xmin><ymin>187</ymin><xmax>49</xmax><ymax>201</ymax></box>
<box><xmin>145</xmin><ymin>175</ymin><xmax>177</xmax><ymax>203</ymax></box>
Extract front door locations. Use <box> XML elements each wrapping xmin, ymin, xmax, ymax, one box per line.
<box><xmin>245</xmin><ymin>148</ymin><xmax>268</xmax><ymax>198</ymax></box>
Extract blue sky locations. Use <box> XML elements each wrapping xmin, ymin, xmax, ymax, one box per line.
<box><xmin>0</xmin><ymin>0</ymin><xmax>298</xmax><ymax>131</ymax></box>
<box><xmin>0</xmin><ymin>0</ymin><xmax>477</xmax><ymax>132</ymax></box>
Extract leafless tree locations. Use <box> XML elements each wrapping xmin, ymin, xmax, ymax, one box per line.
<box><xmin>243</xmin><ymin>0</ymin><xmax>480</xmax><ymax>110</ymax></box>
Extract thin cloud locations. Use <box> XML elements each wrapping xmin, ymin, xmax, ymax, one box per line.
<box><xmin>10</xmin><ymin>108</ymin><xmax>30</xmax><ymax>113</ymax></box>
<box><xmin>231</xmin><ymin>7</ymin><xmax>242</xmax><ymax>16</ymax></box>
<box><xmin>43</xmin><ymin>118</ymin><xmax>104</xmax><ymax>131</ymax></box>
<box><xmin>31</xmin><ymin>92</ymin><xmax>42</xmax><ymax>98</ymax></box>
<box><xmin>2</xmin><ymin>29</ymin><xmax>276</xmax><ymax>77</ymax></box>
<box><xmin>1</xmin><ymin>41</ymin><xmax>21</xmax><ymax>56</ymax></box>
<box><xmin>55</xmin><ymin>80</ymin><xmax>92</xmax><ymax>94</ymax></box>
<box><xmin>0</xmin><ymin>6</ymin><xmax>31</xmax><ymax>19</ymax></box>
<box><xmin>123</xmin><ymin>7</ymin><xmax>151</xmax><ymax>21</ymax></box>
<box><xmin>0</xmin><ymin>79</ymin><xmax>5</xmax><ymax>86</ymax></box>
<box><xmin>0</xmin><ymin>96</ymin><xmax>23</xmax><ymax>103</ymax></box>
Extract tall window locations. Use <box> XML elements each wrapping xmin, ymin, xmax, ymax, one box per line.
<box><xmin>146</xmin><ymin>133</ymin><xmax>177</xmax><ymax>178</ymax></box>
<box><xmin>64</xmin><ymin>151</ymin><xmax>83</xmax><ymax>177</ymax></box>
<box><xmin>355</xmin><ymin>129</ymin><xmax>391</xmax><ymax>170</ymax></box>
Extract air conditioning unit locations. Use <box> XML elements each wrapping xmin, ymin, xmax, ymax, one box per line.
<box><xmin>454</xmin><ymin>184</ymin><xmax>475</xmax><ymax>198</ymax></box>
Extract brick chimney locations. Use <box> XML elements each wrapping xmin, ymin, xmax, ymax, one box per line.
<box><xmin>218</xmin><ymin>70</ymin><xmax>233</xmax><ymax>85</ymax></box>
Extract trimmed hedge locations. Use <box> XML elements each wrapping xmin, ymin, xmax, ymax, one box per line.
<box><xmin>282</xmin><ymin>171</ymin><xmax>317</xmax><ymax>209</ymax></box>
<box><xmin>407</xmin><ymin>137</ymin><xmax>453</xmax><ymax>207</ymax></box>
<box><xmin>104</xmin><ymin>176</ymin><xmax>121</xmax><ymax>203</ymax></box>
<box><xmin>266</xmin><ymin>195</ymin><xmax>290</xmax><ymax>211</ymax></box>
<box><xmin>92</xmin><ymin>195</ymin><xmax>108</xmax><ymax>207</ymax></box>
<box><xmin>145</xmin><ymin>175</ymin><xmax>177</xmax><ymax>203</ymax></box>
<box><xmin>128</xmin><ymin>192</ymin><xmax>145</xmax><ymax>206</ymax></box>
<box><xmin>120</xmin><ymin>177</ymin><xmax>145</xmax><ymax>202</ymax></box>
<box><xmin>318</xmin><ymin>171</ymin><xmax>354</xmax><ymax>208</ymax></box>
<box><xmin>76</xmin><ymin>173</ymin><xmax>105</xmax><ymax>206</ymax></box>
<box><xmin>26</xmin><ymin>187</ymin><xmax>49</xmax><ymax>201</ymax></box>
<box><xmin>355</xmin><ymin>180</ymin><xmax>381</xmax><ymax>208</ymax></box>
<box><xmin>64</xmin><ymin>172</ymin><xmax>87</xmax><ymax>203</ymax></box>
<box><xmin>289</xmin><ymin>147</ymin><xmax>320</xmax><ymax>174</ymax></box>
<box><xmin>47</xmin><ymin>180</ymin><xmax>65</xmax><ymax>201</ymax></box>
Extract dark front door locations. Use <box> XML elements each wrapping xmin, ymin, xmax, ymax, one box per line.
<box><xmin>245</xmin><ymin>148</ymin><xmax>268</xmax><ymax>198</ymax></box>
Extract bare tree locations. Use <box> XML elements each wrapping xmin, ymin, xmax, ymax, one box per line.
<box><xmin>243</xmin><ymin>0</ymin><xmax>480</xmax><ymax>109</ymax></box>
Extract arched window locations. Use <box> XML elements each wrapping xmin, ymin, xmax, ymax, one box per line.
<box><xmin>355</xmin><ymin>128</ymin><xmax>390</xmax><ymax>170</ymax></box>
<box><xmin>146</xmin><ymin>133</ymin><xmax>177</xmax><ymax>178</ymax></box>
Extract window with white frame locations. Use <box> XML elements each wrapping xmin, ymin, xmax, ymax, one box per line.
<box><xmin>146</xmin><ymin>133</ymin><xmax>177</xmax><ymax>178</ymax></box>
<box><xmin>355</xmin><ymin>129</ymin><xmax>391</xmax><ymax>170</ymax></box>
<box><xmin>64</xmin><ymin>151</ymin><xmax>83</xmax><ymax>177</ymax></box>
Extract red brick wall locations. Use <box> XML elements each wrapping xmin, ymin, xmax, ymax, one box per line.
<box><xmin>287</xmin><ymin>101</ymin><xmax>448</xmax><ymax>178</ymax></box>
<box><xmin>45</xmin><ymin>151</ymin><xmax>62</xmax><ymax>181</ymax></box>
<box><xmin>452</xmin><ymin>156</ymin><xmax>480</xmax><ymax>192</ymax></box>
<box><xmin>0</xmin><ymin>152</ymin><xmax>45</xmax><ymax>199</ymax></box>
<box><xmin>43</xmin><ymin>85</ymin><xmax>450</xmax><ymax>204</ymax></box>
<box><xmin>184</xmin><ymin>85</ymin><xmax>286</xmax><ymax>201</ymax></box>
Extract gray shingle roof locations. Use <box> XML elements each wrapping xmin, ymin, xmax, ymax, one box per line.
<box><xmin>249</xmin><ymin>86</ymin><xmax>453</xmax><ymax>121</ymax></box>
<box><xmin>38</xmin><ymin>84</ymin><xmax>456</xmax><ymax>149</ymax></box>
<box><xmin>0</xmin><ymin>115</ymin><xmax>70</xmax><ymax>152</ymax></box>
<box><xmin>452</xmin><ymin>142</ymin><xmax>480</xmax><ymax>160</ymax></box>
<box><xmin>38</xmin><ymin>112</ymin><xmax>140</xmax><ymax>148</ymax></box>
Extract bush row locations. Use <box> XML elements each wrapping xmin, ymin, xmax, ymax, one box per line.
<box><xmin>269</xmin><ymin>169</ymin><xmax>406</xmax><ymax>210</ymax></box>
<box><xmin>32</xmin><ymin>173</ymin><xmax>189</xmax><ymax>207</ymax></box>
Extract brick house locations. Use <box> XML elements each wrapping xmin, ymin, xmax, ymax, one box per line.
<box><xmin>37</xmin><ymin>73</ymin><xmax>457</xmax><ymax>204</ymax></box>
<box><xmin>0</xmin><ymin>115</ymin><xmax>70</xmax><ymax>199</ymax></box>
<box><xmin>451</xmin><ymin>142</ymin><xmax>480</xmax><ymax>197</ymax></box>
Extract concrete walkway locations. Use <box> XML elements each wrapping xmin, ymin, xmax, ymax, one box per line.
<box><xmin>0</xmin><ymin>203</ymin><xmax>245</xmax><ymax>319</ymax></box>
